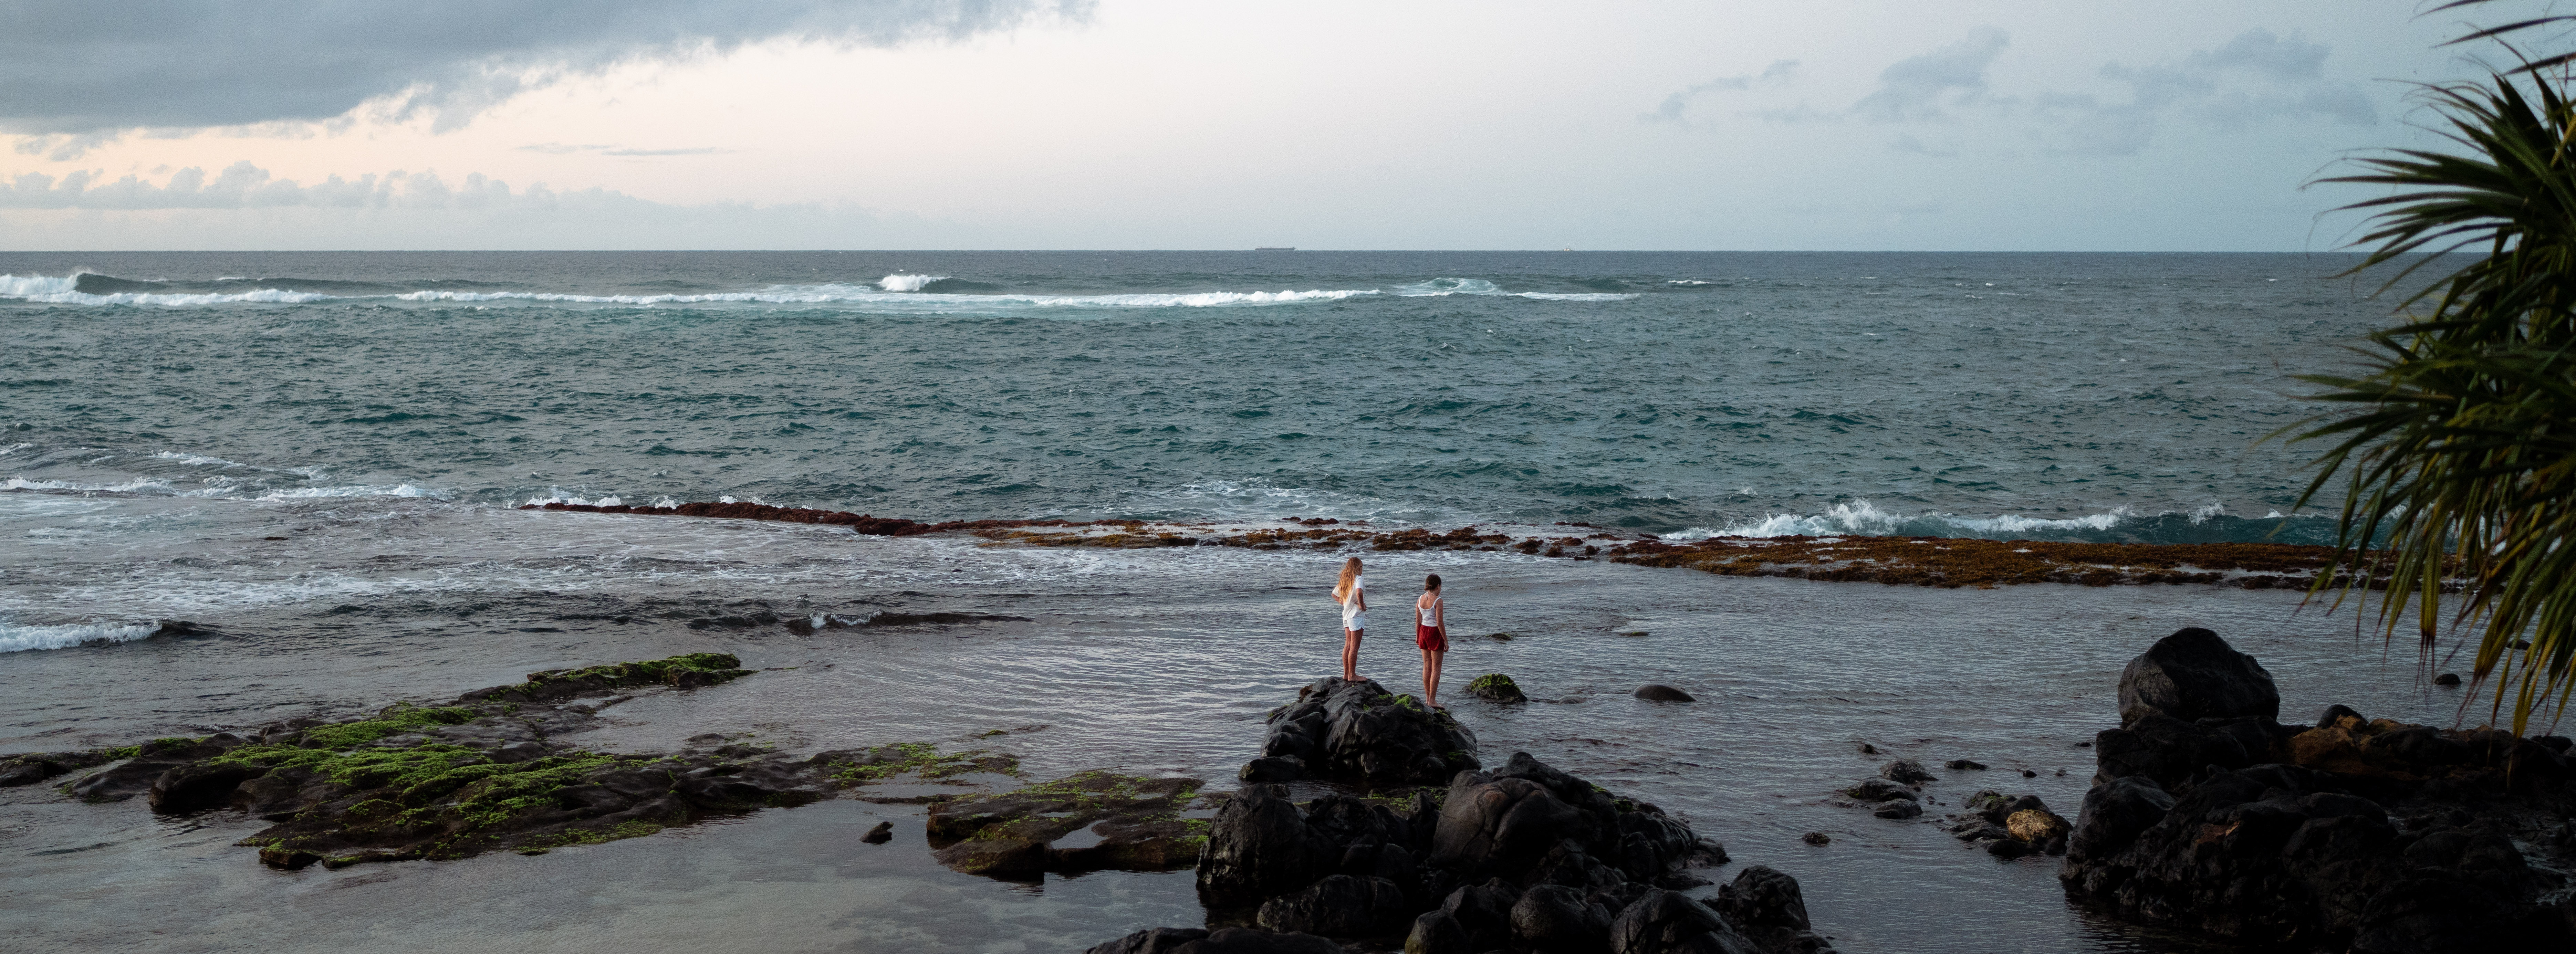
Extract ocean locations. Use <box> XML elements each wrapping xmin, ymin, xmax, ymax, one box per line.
<box><xmin>0</xmin><ymin>251</ymin><xmax>2451</xmax><ymax>953</ymax></box>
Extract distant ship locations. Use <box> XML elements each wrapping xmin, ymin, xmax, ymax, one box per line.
<box><xmin>1252</xmin><ymin>247</ymin><xmax>1295</xmax><ymax>251</ymax></box>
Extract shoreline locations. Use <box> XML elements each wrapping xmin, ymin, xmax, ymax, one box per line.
<box><xmin>524</xmin><ymin>500</ymin><xmax>2365</xmax><ymax>591</ymax></box>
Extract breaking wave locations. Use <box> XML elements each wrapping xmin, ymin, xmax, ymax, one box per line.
<box><xmin>0</xmin><ymin>271</ymin><xmax>1380</xmax><ymax>312</ymax></box>
<box><xmin>0</xmin><ymin>620</ymin><xmax>161</xmax><ymax>653</ymax></box>
<box><xmin>1660</xmin><ymin>500</ymin><xmax>2342</xmax><ymax>545</ymax></box>
<box><xmin>1395</xmin><ymin>277</ymin><xmax>1638</xmax><ymax>301</ymax></box>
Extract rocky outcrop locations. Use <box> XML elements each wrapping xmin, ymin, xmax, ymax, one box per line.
<box><xmin>4</xmin><ymin>653</ymin><xmax>1068</xmax><ymax>874</ymax></box>
<box><xmin>1164</xmin><ymin>741</ymin><xmax>1815</xmax><ymax>953</ymax></box>
<box><xmin>1244</xmin><ymin>677</ymin><xmax>1479</xmax><ymax>786</ymax></box>
<box><xmin>2059</xmin><ymin>627</ymin><xmax>2576</xmax><ymax>951</ymax></box>
<box><xmin>925</xmin><ymin>770</ymin><xmax>1208</xmax><ymax>877</ymax></box>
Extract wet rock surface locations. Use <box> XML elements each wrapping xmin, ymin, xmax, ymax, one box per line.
<box><xmin>1632</xmin><ymin>684</ymin><xmax>1697</xmax><ymax>703</ymax></box>
<box><xmin>925</xmin><ymin>769</ymin><xmax>1210</xmax><ymax>877</ymax></box>
<box><xmin>2061</xmin><ymin>627</ymin><xmax>2576</xmax><ymax>951</ymax></box>
<box><xmin>1245</xmin><ymin>677</ymin><xmax>1480</xmax><ymax>786</ymax></box>
<box><xmin>1943</xmin><ymin>790</ymin><xmax>2069</xmax><ymax>860</ymax></box>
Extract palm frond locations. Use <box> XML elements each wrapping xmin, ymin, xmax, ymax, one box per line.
<box><xmin>2297</xmin><ymin>62</ymin><xmax>2576</xmax><ymax>734</ymax></box>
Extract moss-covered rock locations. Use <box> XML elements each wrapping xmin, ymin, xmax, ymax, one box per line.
<box><xmin>459</xmin><ymin>652</ymin><xmax>753</xmax><ymax>705</ymax></box>
<box><xmin>29</xmin><ymin>653</ymin><xmax>851</xmax><ymax>870</ymax></box>
<box><xmin>1467</xmin><ymin>673</ymin><xmax>1527</xmax><ymax>703</ymax></box>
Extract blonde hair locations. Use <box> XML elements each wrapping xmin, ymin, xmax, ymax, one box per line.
<box><xmin>1332</xmin><ymin>557</ymin><xmax>1363</xmax><ymax>601</ymax></box>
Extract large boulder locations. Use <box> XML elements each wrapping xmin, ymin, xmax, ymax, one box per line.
<box><xmin>1256</xmin><ymin>873</ymin><xmax>1412</xmax><ymax>937</ymax></box>
<box><xmin>1608</xmin><ymin>889</ymin><xmax>1756</xmax><ymax>954</ymax></box>
<box><xmin>2116</xmin><ymin>628</ymin><xmax>2279</xmax><ymax>725</ymax></box>
<box><xmin>1431</xmin><ymin>752</ymin><xmax>1718</xmax><ymax>887</ymax></box>
<box><xmin>2063</xmin><ymin>630</ymin><xmax>2576</xmax><ymax>951</ymax></box>
<box><xmin>1198</xmin><ymin>786</ymin><xmax>1328</xmax><ymax>906</ymax></box>
<box><xmin>1511</xmin><ymin>883</ymin><xmax>1613</xmax><ymax>953</ymax></box>
<box><xmin>1250</xmin><ymin>678</ymin><xmax>1479</xmax><ymax>785</ymax></box>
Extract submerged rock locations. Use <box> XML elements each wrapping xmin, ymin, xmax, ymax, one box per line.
<box><xmin>2059</xmin><ymin>627</ymin><xmax>2576</xmax><ymax>950</ymax></box>
<box><xmin>1248</xmin><ymin>677</ymin><xmax>1478</xmax><ymax>786</ymax></box>
<box><xmin>1876</xmin><ymin>759</ymin><xmax>1936</xmax><ymax>785</ymax></box>
<box><xmin>1633</xmin><ymin>684</ymin><xmax>1696</xmax><ymax>703</ymax></box>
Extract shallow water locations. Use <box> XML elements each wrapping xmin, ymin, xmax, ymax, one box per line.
<box><xmin>0</xmin><ymin>494</ymin><xmax>2476</xmax><ymax>953</ymax></box>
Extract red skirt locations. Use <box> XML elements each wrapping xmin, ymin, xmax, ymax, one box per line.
<box><xmin>1416</xmin><ymin>623</ymin><xmax>1447</xmax><ymax>652</ymax></box>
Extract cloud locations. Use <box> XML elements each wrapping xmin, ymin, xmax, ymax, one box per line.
<box><xmin>1855</xmin><ymin>27</ymin><xmax>2010</xmax><ymax>122</ymax></box>
<box><xmin>2190</xmin><ymin>28</ymin><xmax>2328</xmax><ymax>81</ymax></box>
<box><xmin>520</xmin><ymin>143</ymin><xmax>730</xmax><ymax>157</ymax></box>
<box><xmin>2049</xmin><ymin>29</ymin><xmax>2374</xmax><ymax>155</ymax></box>
<box><xmin>1677</xmin><ymin>27</ymin><xmax>2375</xmax><ymax>156</ymax></box>
<box><xmin>1</xmin><ymin>161</ymin><xmax>629</xmax><ymax>210</ymax></box>
<box><xmin>0</xmin><ymin>0</ymin><xmax>1089</xmax><ymax>142</ymax></box>
<box><xmin>1639</xmin><ymin>60</ymin><xmax>1799</xmax><ymax>124</ymax></box>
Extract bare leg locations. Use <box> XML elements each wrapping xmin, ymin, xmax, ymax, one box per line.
<box><xmin>1423</xmin><ymin>648</ymin><xmax>1444</xmax><ymax>708</ymax></box>
<box><xmin>1343</xmin><ymin>628</ymin><xmax>1363</xmax><ymax>681</ymax></box>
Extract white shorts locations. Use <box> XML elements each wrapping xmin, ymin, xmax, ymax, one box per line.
<box><xmin>1343</xmin><ymin>612</ymin><xmax>1366</xmax><ymax>631</ymax></box>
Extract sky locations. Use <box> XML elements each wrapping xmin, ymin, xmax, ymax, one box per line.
<box><xmin>0</xmin><ymin>1</ymin><xmax>2545</xmax><ymax>251</ymax></box>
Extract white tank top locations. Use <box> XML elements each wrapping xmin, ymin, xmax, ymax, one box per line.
<box><xmin>1418</xmin><ymin>597</ymin><xmax>1440</xmax><ymax>627</ymax></box>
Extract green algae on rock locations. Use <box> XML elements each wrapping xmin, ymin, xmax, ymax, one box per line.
<box><xmin>1466</xmin><ymin>673</ymin><xmax>1526</xmax><ymax>703</ymax></box>
<box><xmin>815</xmin><ymin>741</ymin><xmax>1024</xmax><ymax>786</ymax></box>
<box><xmin>5</xmin><ymin>653</ymin><xmax>839</xmax><ymax>870</ymax></box>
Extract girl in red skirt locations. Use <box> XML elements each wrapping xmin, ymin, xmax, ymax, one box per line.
<box><xmin>1414</xmin><ymin>574</ymin><xmax>1448</xmax><ymax>709</ymax></box>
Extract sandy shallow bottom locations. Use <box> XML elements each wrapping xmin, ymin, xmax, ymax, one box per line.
<box><xmin>0</xmin><ymin>503</ymin><xmax>2479</xmax><ymax>953</ymax></box>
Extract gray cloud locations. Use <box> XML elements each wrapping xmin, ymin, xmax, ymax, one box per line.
<box><xmin>1</xmin><ymin>161</ymin><xmax>637</xmax><ymax>210</ymax></box>
<box><xmin>0</xmin><ymin>0</ymin><xmax>1088</xmax><ymax>144</ymax></box>
<box><xmin>2049</xmin><ymin>29</ymin><xmax>2374</xmax><ymax>155</ymax></box>
<box><xmin>1855</xmin><ymin>27</ymin><xmax>2010</xmax><ymax>122</ymax></box>
<box><xmin>1639</xmin><ymin>60</ymin><xmax>1799</xmax><ymax>124</ymax></box>
<box><xmin>2190</xmin><ymin>28</ymin><xmax>2328</xmax><ymax>81</ymax></box>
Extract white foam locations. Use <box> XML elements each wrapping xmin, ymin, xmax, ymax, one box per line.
<box><xmin>252</xmin><ymin>483</ymin><xmax>445</xmax><ymax>501</ymax></box>
<box><xmin>0</xmin><ymin>620</ymin><xmax>160</xmax><ymax>653</ymax></box>
<box><xmin>1662</xmin><ymin>500</ymin><xmax>2135</xmax><ymax>541</ymax></box>
<box><xmin>3</xmin><ymin>475</ymin><xmax>184</xmax><ymax>495</ymax></box>
<box><xmin>152</xmin><ymin>451</ymin><xmax>246</xmax><ymax>468</ymax></box>
<box><xmin>1393</xmin><ymin>277</ymin><xmax>1637</xmax><ymax>302</ymax></box>
<box><xmin>0</xmin><ymin>442</ymin><xmax>31</xmax><ymax>458</ymax></box>
<box><xmin>523</xmin><ymin>489</ymin><xmax>630</xmax><ymax>507</ymax></box>
<box><xmin>877</xmin><ymin>274</ymin><xmax>949</xmax><ymax>292</ymax></box>
<box><xmin>1667</xmin><ymin>280</ymin><xmax>1715</xmax><ymax>286</ymax></box>
<box><xmin>0</xmin><ymin>273</ymin><xmax>81</xmax><ymax>297</ymax></box>
<box><xmin>1395</xmin><ymin>277</ymin><xmax>1502</xmax><ymax>296</ymax></box>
